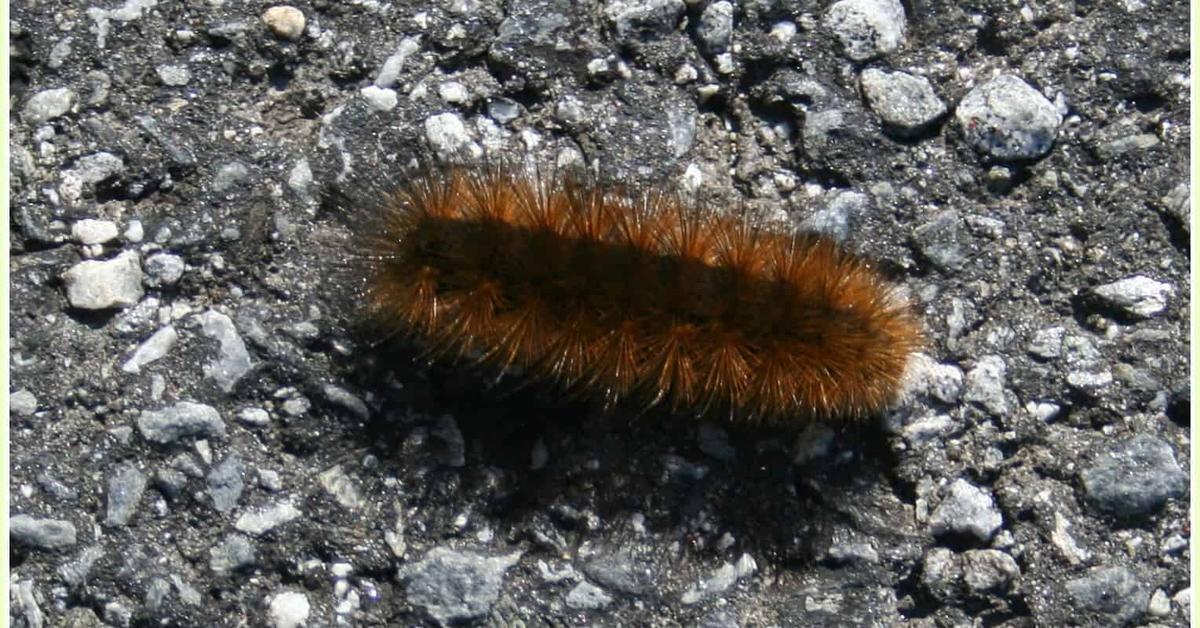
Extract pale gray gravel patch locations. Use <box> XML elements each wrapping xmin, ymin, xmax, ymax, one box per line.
<box><xmin>122</xmin><ymin>325</ymin><xmax>178</xmax><ymax>373</ymax></box>
<box><xmin>210</xmin><ymin>534</ymin><xmax>258</xmax><ymax>573</ymax></box>
<box><xmin>207</xmin><ymin>455</ymin><xmax>245</xmax><ymax>514</ymax></box>
<box><xmin>11</xmin><ymin>389</ymin><xmax>39</xmax><ymax>416</ymax></box>
<box><xmin>1026</xmin><ymin>326</ymin><xmax>1066</xmax><ymax>359</ymax></box>
<box><xmin>961</xmin><ymin>550</ymin><xmax>1020</xmax><ymax>594</ymax></box>
<box><xmin>105</xmin><ymin>463</ymin><xmax>148</xmax><ymax>526</ymax></box>
<box><xmin>267</xmin><ymin>590</ymin><xmax>310</xmax><ymax>628</ymax></box>
<box><xmin>71</xmin><ymin>219</ymin><xmax>120</xmax><ymax>245</ymax></box>
<box><xmin>399</xmin><ymin>547</ymin><xmax>523</xmax><ymax>626</ymax></box>
<box><xmin>956</xmin><ymin>74</ymin><xmax>1062</xmax><ymax>160</ymax></box>
<box><xmin>144</xmin><ymin>253</ymin><xmax>185</xmax><ymax>287</ymax></box>
<box><xmin>963</xmin><ymin>355</ymin><xmax>1008</xmax><ymax>416</ymax></box>
<box><xmin>825</xmin><ymin>0</ymin><xmax>906</xmax><ymax>61</ymax></box>
<box><xmin>360</xmin><ymin>85</ymin><xmax>398</xmax><ymax>112</ymax></box>
<box><xmin>424</xmin><ymin>112</ymin><xmax>481</xmax><ymax>160</ymax></box>
<box><xmin>212</xmin><ymin>161</ymin><xmax>250</xmax><ymax>193</ymax></box>
<box><xmin>1090</xmin><ymin>275</ymin><xmax>1174</xmax><ymax>319</ymax></box>
<box><xmin>156</xmin><ymin>64</ymin><xmax>190</xmax><ymax>86</ymax></box>
<box><xmin>1080</xmin><ymin>434</ymin><xmax>1187</xmax><ymax>520</ymax></box>
<box><xmin>697</xmin><ymin>1</ymin><xmax>733</xmax><ymax>54</ymax></box>
<box><xmin>800</xmin><ymin>190</ymin><xmax>868</xmax><ymax>242</ymax></box>
<box><xmin>59</xmin><ymin>152</ymin><xmax>125</xmax><ymax>202</ymax></box>
<box><xmin>604</xmin><ymin>0</ymin><xmax>685</xmax><ymax>44</ymax></box>
<box><xmin>197</xmin><ymin>310</ymin><xmax>253</xmax><ymax>392</ymax></box>
<box><xmin>860</xmin><ymin>69</ymin><xmax>946</xmax><ymax>135</ymax></box>
<box><xmin>565</xmin><ymin>581</ymin><xmax>613</xmax><ymax>610</ymax></box>
<box><xmin>137</xmin><ymin>401</ymin><xmax>226</xmax><ymax>444</ymax></box>
<box><xmin>1065</xmin><ymin>566</ymin><xmax>1149</xmax><ymax>625</ymax></box>
<box><xmin>63</xmin><ymin>251</ymin><xmax>144</xmax><ymax>310</ymax></box>
<box><xmin>23</xmin><ymin>87</ymin><xmax>76</xmax><ymax>125</ymax></box>
<box><xmin>10</xmin><ymin>514</ymin><xmax>78</xmax><ymax>550</ymax></box>
<box><xmin>235</xmin><ymin>501</ymin><xmax>302</xmax><ymax>535</ymax></box>
<box><xmin>929</xmin><ymin>479</ymin><xmax>1003</xmax><ymax>543</ymax></box>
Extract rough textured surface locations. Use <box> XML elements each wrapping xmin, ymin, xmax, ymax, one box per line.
<box><xmin>9</xmin><ymin>0</ymin><xmax>1189</xmax><ymax>626</ymax></box>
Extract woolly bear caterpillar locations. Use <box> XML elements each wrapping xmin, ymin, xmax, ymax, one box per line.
<box><xmin>354</xmin><ymin>165</ymin><xmax>923</xmax><ymax>424</ymax></box>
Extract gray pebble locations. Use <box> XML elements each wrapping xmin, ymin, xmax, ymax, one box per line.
<box><xmin>802</xmin><ymin>109</ymin><xmax>846</xmax><ymax>161</ymax></box>
<box><xmin>902</xmin><ymin>414</ymin><xmax>957</xmax><ymax>446</ymax></box>
<box><xmin>197</xmin><ymin>310</ymin><xmax>253</xmax><ymax>393</ymax></box>
<box><xmin>1026</xmin><ymin>326</ymin><xmax>1065</xmax><ymax>359</ymax></box>
<box><xmin>268</xmin><ymin>591</ymin><xmax>310</xmax><ymax>628</ymax></box>
<box><xmin>1161</xmin><ymin>183</ymin><xmax>1189</xmax><ymax>228</ymax></box>
<box><xmin>11</xmin><ymin>389</ymin><xmax>38</xmax><ymax>417</ymax></box>
<box><xmin>583</xmin><ymin>551</ymin><xmax>655</xmax><ymax>595</ymax></box>
<box><xmin>258</xmin><ymin>469</ymin><xmax>282</xmax><ymax>491</ymax></box>
<box><xmin>825</xmin><ymin>0</ymin><xmax>906</xmax><ymax>61</ymax></box>
<box><xmin>48</xmin><ymin>36</ymin><xmax>74</xmax><ymax>68</ymax></box>
<box><xmin>1066</xmin><ymin>369</ymin><xmax>1113</xmax><ymax>394</ymax></box>
<box><xmin>1090</xmin><ymin>275</ymin><xmax>1174</xmax><ymax>319</ymax></box>
<box><xmin>681</xmin><ymin>554</ymin><xmax>756</xmax><ymax>604</ymax></box>
<box><xmin>156</xmin><ymin>64</ymin><xmax>191</xmax><ymax>86</ymax></box>
<box><xmin>361</xmin><ymin>85</ymin><xmax>398</xmax><ymax>112</ymax></box>
<box><xmin>438</xmin><ymin>81</ymin><xmax>469</xmax><ymax>104</ymax></box>
<box><xmin>919</xmin><ymin>361</ymin><xmax>964</xmax><ymax>404</ymax></box>
<box><xmin>207</xmin><ymin>455</ymin><xmax>245</xmax><ymax>514</ymax></box>
<box><xmin>23</xmin><ymin>87</ymin><xmax>76</xmax><ymax>125</ymax></box>
<box><xmin>399</xmin><ymin>547</ymin><xmax>523</xmax><ymax>626</ymax></box>
<box><xmin>956</xmin><ymin>74</ymin><xmax>1062</xmax><ymax>160</ymax></box>
<box><xmin>912</xmin><ymin>210</ymin><xmax>966</xmax><ymax>272</ymax></box>
<box><xmin>1081</xmin><ymin>434</ymin><xmax>1186</xmax><ymax>519</ymax></box>
<box><xmin>13</xmin><ymin>581</ymin><xmax>43</xmax><ymax>628</ymax></box>
<box><xmin>1066</xmin><ymin>566</ymin><xmax>1149</xmax><ymax>625</ymax></box>
<box><xmin>212</xmin><ymin>161</ymin><xmax>250</xmax><ymax>193</ymax></box>
<box><xmin>122</xmin><ymin>325</ymin><xmax>178</xmax><ymax>374</ymax></box>
<box><xmin>105</xmin><ymin>463</ymin><xmax>147</xmax><ymax>526</ymax></box>
<box><xmin>262</xmin><ymin>6</ymin><xmax>306</xmax><ymax>41</ymax></box>
<box><xmin>860</xmin><ymin>69</ymin><xmax>946</xmax><ymax>135</ymax></box>
<box><xmin>800</xmin><ymin>190</ymin><xmax>869</xmax><ymax>242</ymax></box>
<box><xmin>237</xmin><ymin>407</ymin><xmax>271</xmax><ymax>427</ymax></box>
<box><xmin>487</xmin><ymin>98</ymin><xmax>521</xmax><ymax>123</ymax></box>
<box><xmin>961</xmin><ymin>549</ymin><xmax>1019</xmax><ymax>594</ymax></box>
<box><xmin>137</xmin><ymin>401</ymin><xmax>226</xmax><ymax>444</ymax></box>
<box><xmin>929</xmin><ymin>478</ymin><xmax>1003</xmax><ymax>543</ymax></box>
<box><xmin>144</xmin><ymin>253</ymin><xmax>185</xmax><ymax>287</ymax></box>
<box><xmin>424</xmin><ymin>113</ymin><xmax>480</xmax><ymax>160</ymax></box>
<box><xmin>209</xmin><ymin>533</ymin><xmax>257</xmax><ymax>573</ymax></box>
<box><xmin>10</xmin><ymin>514</ymin><xmax>77</xmax><ymax>549</ymax></box>
<box><xmin>60</xmin><ymin>152</ymin><xmax>124</xmax><ymax>202</ymax></box>
<box><xmin>826</xmin><ymin>540</ymin><xmax>879</xmax><ymax>565</ymax></box>
<box><xmin>71</xmin><ymin>219</ymin><xmax>120</xmax><ymax>245</ymax></box>
<box><xmin>318</xmin><ymin>464</ymin><xmax>365</xmax><ymax>511</ymax></box>
<box><xmin>375</xmin><ymin>37</ymin><xmax>421</xmax><ymax>88</ymax></box>
<box><xmin>565</xmin><ymin>581</ymin><xmax>613</xmax><ymax>610</ymax></box>
<box><xmin>963</xmin><ymin>355</ymin><xmax>1008</xmax><ymax>416</ymax></box>
<box><xmin>697</xmin><ymin>1</ymin><xmax>733</xmax><ymax>54</ymax></box>
<box><xmin>287</xmin><ymin>159</ymin><xmax>313</xmax><ymax>200</ymax></box>
<box><xmin>324</xmin><ymin>385</ymin><xmax>370</xmax><ymax>420</ymax></box>
<box><xmin>920</xmin><ymin>547</ymin><xmax>961</xmax><ymax>600</ymax></box>
<box><xmin>153</xmin><ymin>468</ymin><xmax>188</xmax><ymax>499</ymax></box>
<box><xmin>235</xmin><ymin>501</ymin><xmax>302</xmax><ymax>535</ymax></box>
<box><xmin>603</xmin><ymin>0</ymin><xmax>685</xmax><ymax>44</ymax></box>
<box><xmin>63</xmin><ymin>251</ymin><xmax>144</xmax><ymax>310</ymax></box>
<box><xmin>59</xmin><ymin>546</ymin><xmax>104</xmax><ymax>589</ymax></box>
<box><xmin>145</xmin><ymin>578</ymin><xmax>172</xmax><ymax>610</ymax></box>
<box><xmin>1147</xmin><ymin>589</ymin><xmax>1171</xmax><ymax>617</ymax></box>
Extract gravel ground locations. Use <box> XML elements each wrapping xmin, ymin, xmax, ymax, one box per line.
<box><xmin>9</xmin><ymin>1</ymin><xmax>1190</xmax><ymax>626</ymax></box>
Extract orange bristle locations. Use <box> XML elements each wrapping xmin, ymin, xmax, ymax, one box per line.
<box><xmin>358</xmin><ymin>166</ymin><xmax>924</xmax><ymax>424</ymax></box>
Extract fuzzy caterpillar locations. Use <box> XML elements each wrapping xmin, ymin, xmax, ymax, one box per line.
<box><xmin>356</xmin><ymin>166</ymin><xmax>923</xmax><ymax>424</ymax></box>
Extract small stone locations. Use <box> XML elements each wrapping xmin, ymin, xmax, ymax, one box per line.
<box><xmin>207</xmin><ymin>455</ymin><xmax>244</xmax><ymax>514</ymax></box>
<box><xmin>800</xmin><ymin>190</ymin><xmax>869</xmax><ymax>242</ymax></box>
<box><xmin>956</xmin><ymin>74</ymin><xmax>1062</xmax><ymax>160</ymax></box>
<box><xmin>71</xmin><ymin>219</ymin><xmax>120</xmax><ymax>245</ymax></box>
<box><xmin>123</xmin><ymin>220</ymin><xmax>144</xmax><ymax>243</ymax></box>
<box><xmin>235</xmin><ymin>501</ymin><xmax>302</xmax><ymax>535</ymax></box>
<box><xmin>137</xmin><ymin>401</ymin><xmax>226</xmax><ymax>444</ymax></box>
<box><xmin>963</xmin><ymin>355</ymin><xmax>1008</xmax><ymax>416</ymax></box>
<box><xmin>156</xmin><ymin>64</ymin><xmax>190</xmax><ymax>86</ymax></box>
<box><xmin>323</xmin><ymin>386</ymin><xmax>369</xmax><ymax>420</ymax></box>
<box><xmin>319</xmin><ymin>465</ymin><xmax>366</xmax><ymax>511</ymax></box>
<box><xmin>1081</xmin><ymin>434</ymin><xmax>1187</xmax><ymax>520</ymax></box>
<box><xmin>105</xmin><ymin>463</ymin><xmax>147</xmax><ymax>526</ymax></box>
<box><xmin>681</xmin><ymin>554</ymin><xmax>756</xmax><ymax>604</ymax></box>
<box><xmin>10</xmin><ymin>514</ymin><xmax>77</xmax><ymax>549</ymax></box>
<box><xmin>1090</xmin><ymin>275</ymin><xmax>1174</xmax><ymax>319</ymax></box>
<box><xmin>566</xmin><ymin>581</ymin><xmax>613</xmax><ymax>610</ymax></box>
<box><xmin>1026</xmin><ymin>326</ymin><xmax>1065</xmax><ymax>359</ymax></box>
<box><xmin>212</xmin><ymin>162</ymin><xmax>250</xmax><ymax>193</ymax></box>
<box><xmin>1050</xmin><ymin>511</ymin><xmax>1091</xmax><ymax>565</ymax></box>
<box><xmin>697</xmin><ymin>1</ymin><xmax>733</xmax><ymax>54</ymax></box>
<box><xmin>604</xmin><ymin>0</ymin><xmax>685</xmax><ymax>44</ymax></box>
<box><xmin>375</xmin><ymin>37</ymin><xmax>421</xmax><ymax>88</ymax></box>
<box><xmin>262</xmin><ymin>6</ymin><xmax>306</xmax><ymax>41</ymax></box>
<box><xmin>929</xmin><ymin>479</ymin><xmax>1003</xmax><ymax>543</ymax></box>
<box><xmin>210</xmin><ymin>534</ymin><xmax>257</xmax><ymax>573</ymax></box>
<box><xmin>1065</xmin><ymin>566</ymin><xmax>1149</xmax><ymax>625</ymax></box>
<box><xmin>360</xmin><ymin>85</ymin><xmax>398</xmax><ymax>112</ymax></box>
<box><xmin>424</xmin><ymin>112</ymin><xmax>480</xmax><ymax>160</ymax></box>
<box><xmin>825</xmin><ymin>0</ymin><xmax>906</xmax><ymax>61</ymax></box>
<box><xmin>961</xmin><ymin>549</ymin><xmax>1019</xmax><ymax>593</ymax></box>
<box><xmin>1066</xmin><ymin>369</ymin><xmax>1113</xmax><ymax>393</ymax></box>
<box><xmin>237</xmin><ymin>407</ymin><xmax>271</xmax><ymax>427</ymax></box>
<box><xmin>63</xmin><ymin>251</ymin><xmax>144</xmax><ymax>310</ymax></box>
<box><xmin>122</xmin><ymin>325</ymin><xmax>178</xmax><ymax>373</ymax></box>
<box><xmin>11</xmin><ymin>389</ymin><xmax>38</xmax><ymax>417</ymax></box>
<box><xmin>487</xmin><ymin>98</ymin><xmax>520</xmax><ymax>123</ymax></box>
<box><xmin>920</xmin><ymin>361</ymin><xmax>964</xmax><ymax>404</ymax></box>
<box><xmin>912</xmin><ymin>210</ymin><xmax>965</xmax><ymax>272</ymax></box>
<box><xmin>144</xmin><ymin>253</ymin><xmax>185</xmax><ymax>288</ymax></box>
<box><xmin>437</xmin><ymin>81</ymin><xmax>469</xmax><ymax>104</ymax></box>
<box><xmin>197</xmin><ymin>310</ymin><xmax>253</xmax><ymax>393</ymax></box>
<box><xmin>399</xmin><ymin>547</ymin><xmax>523</xmax><ymax>626</ymax></box>
<box><xmin>267</xmin><ymin>591</ymin><xmax>310</xmax><ymax>628</ymax></box>
<box><xmin>23</xmin><ymin>87</ymin><xmax>76</xmax><ymax>125</ymax></box>
<box><xmin>826</xmin><ymin>541</ymin><xmax>879</xmax><ymax>565</ymax></box>
<box><xmin>860</xmin><ymin>69</ymin><xmax>946</xmax><ymax>136</ymax></box>
<box><xmin>1104</xmin><ymin>133</ymin><xmax>1159</xmax><ymax>156</ymax></box>
<box><xmin>920</xmin><ymin>547</ymin><xmax>962</xmax><ymax>601</ymax></box>
<box><xmin>1147</xmin><ymin>589</ymin><xmax>1170</xmax><ymax>617</ymax></box>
